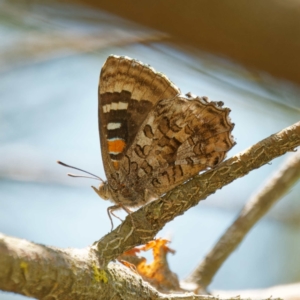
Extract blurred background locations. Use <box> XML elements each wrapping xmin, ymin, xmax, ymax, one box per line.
<box><xmin>0</xmin><ymin>1</ymin><xmax>300</xmax><ymax>299</ymax></box>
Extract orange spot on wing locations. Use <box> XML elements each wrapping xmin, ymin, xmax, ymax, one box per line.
<box><xmin>108</xmin><ymin>139</ymin><xmax>126</xmax><ymax>154</ymax></box>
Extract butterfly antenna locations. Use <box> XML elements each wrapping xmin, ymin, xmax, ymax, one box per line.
<box><xmin>67</xmin><ymin>173</ymin><xmax>100</xmax><ymax>180</ymax></box>
<box><xmin>57</xmin><ymin>161</ymin><xmax>104</xmax><ymax>183</ymax></box>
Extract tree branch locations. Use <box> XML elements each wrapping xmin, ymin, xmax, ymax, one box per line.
<box><xmin>95</xmin><ymin>121</ymin><xmax>300</xmax><ymax>266</ymax></box>
<box><xmin>0</xmin><ymin>233</ymin><xmax>216</xmax><ymax>300</ymax></box>
<box><xmin>184</xmin><ymin>149</ymin><xmax>300</xmax><ymax>290</ymax></box>
<box><xmin>1</xmin><ymin>122</ymin><xmax>300</xmax><ymax>299</ymax></box>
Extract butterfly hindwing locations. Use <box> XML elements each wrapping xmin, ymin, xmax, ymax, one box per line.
<box><xmin>121</xmin><ymin>95</ymin><xmax>235</xmax><ymax>197</ymax></box>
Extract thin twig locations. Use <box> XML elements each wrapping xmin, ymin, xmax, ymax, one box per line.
<box><xmin>95</xmin><ymin>121</ymin><xmax>300</xmax><ymax>266</ymax></box>
<box><xmin>184</xmin><ymin>149</ymin><xmax>300</xmax><ymax>290</ymax></box>
<box><xmin>212</xmin><ymin>282</ymin><xmax>299</xmax><ymax>299</ymax></box>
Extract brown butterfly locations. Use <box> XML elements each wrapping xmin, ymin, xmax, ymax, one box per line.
<box><xmin>59</xmin><ymin>55</ymin><xmax>235</xmax><ymax>230</ymax></box>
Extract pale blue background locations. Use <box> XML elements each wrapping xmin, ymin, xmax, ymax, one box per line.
<box><xmin>1</xmin><ymin>2</ymin><xmax>300</xmax><ymax>299</ymax></box>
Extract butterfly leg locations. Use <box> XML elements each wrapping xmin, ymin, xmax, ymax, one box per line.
<box><xmin>107</xmin><ymin>204</ymin><xmax>135</xmax><ymax>231</ymax></box>
<box><xmin>107</xmin><ymin>205</ymin><xmax>123</xmax><ymax>231</ymax></box>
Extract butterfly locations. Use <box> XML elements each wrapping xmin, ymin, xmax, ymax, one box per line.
<box><xmin>59</xmin><ymin>55</ymin><xmax>235</xmax><ymax>230</ymax></box>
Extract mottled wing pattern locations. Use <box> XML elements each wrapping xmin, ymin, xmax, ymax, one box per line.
<box><xmin>120</xmin><ymin>95</ymin><xmax>235</xmax><ymax>198</ymax></box>
<box><xmin>98</xmin><ymin>55</ymin><xmax>180</xmax><ymax>178</ymax></box>
<box><xmin>98</xmin><ymin>55</ymin><xmax>235</xmax><ymax>209</ymax></box>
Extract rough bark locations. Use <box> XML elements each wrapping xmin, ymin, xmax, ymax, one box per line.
<box><xmin>0</xmin><ymin>233</ymin><xmax>215</xmax><ymax>300</ymax></box>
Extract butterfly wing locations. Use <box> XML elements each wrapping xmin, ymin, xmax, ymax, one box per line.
<box><xmin>98</xmin><ymin>55</ymin><xmax>235</xmax><ymax>207</ymax></box>
<box><xmin>120</xmin><ymin>95</ymin><xmax>235</xmax><ymax>199</ymax></box>
<box><xmin>98</xmin><ymin>55</ymin><xmax>180</xmax><ymax>187</ymax></box>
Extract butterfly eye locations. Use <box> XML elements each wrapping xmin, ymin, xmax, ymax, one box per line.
<box><xmin>92</xmin><ymin>184</ymin><xmax>110</xmax><ymax>200</ymax></box>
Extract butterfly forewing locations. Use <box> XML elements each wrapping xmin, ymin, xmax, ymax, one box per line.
<box><xmin>98</xmin><ymin>55</ymin><xmax>180</xmax><ymax>191</ymax></box>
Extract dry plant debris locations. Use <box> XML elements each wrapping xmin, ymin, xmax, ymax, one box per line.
<box><xmin>118</xmin><ymin>238</ymin><xmax>181</xmax><ymax>293</ymax></box>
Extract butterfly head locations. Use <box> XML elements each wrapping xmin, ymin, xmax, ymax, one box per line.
<box><xmin>92</xmin><ymin>182</ymin><xmax>111</xmax><ymax>200</ymax></box>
